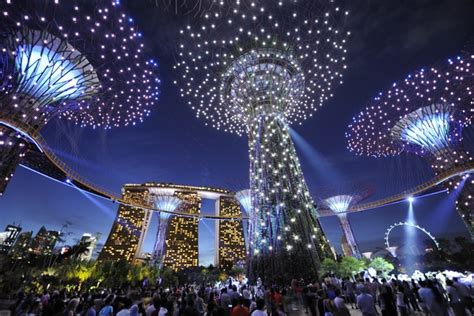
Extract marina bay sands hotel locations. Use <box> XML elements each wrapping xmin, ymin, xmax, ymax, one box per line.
<box><xmin>98</xmin><ymin>183</ymin><xmax>246</xmax><ymax>271</ymax></box>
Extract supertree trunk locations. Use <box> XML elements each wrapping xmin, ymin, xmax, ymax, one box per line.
<box><xmin>247</xmin><ymin>114</ymin><xmax>331</xmax><ymax>283</ymax></box>
<box><xmin>0</xmin><ymin>126</ymin><xmax>28</xmax><ymax>195</ymax></box>
<box><xmin>431</xmin><ymin>148</ymin><xmax>474</xmax><ymax>239</ymax></box>
<box><xmin>153</xmin><ymin>215</ymin><xmax>172</xmax><ymax>267</ymax></box>
<box><xmin>0</xmin><ymin>96</ymin><xmax>51</xmax><ymax>196</ymax></box>
<box><xmin>454</xmin><ymin>182</ymin><xmax>473</xmax><ymax>238</ymax></box>
<box><xmin>337</xmin><ymin>213</ymin><xmax>361</xmax><ymax>258</ymax></box>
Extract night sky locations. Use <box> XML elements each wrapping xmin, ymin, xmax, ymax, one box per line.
<box><xmin>1</xmin><ymin>0</ymin><xmax>473</xmax><ymax>265</ymax></box>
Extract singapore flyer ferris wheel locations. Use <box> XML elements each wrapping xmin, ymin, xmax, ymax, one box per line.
<box><xmin>384</xmin><ymin>222</ymin><xmax>440</xmax><ymax>250</ymax></box>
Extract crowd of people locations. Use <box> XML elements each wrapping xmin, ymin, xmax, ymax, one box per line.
<box><xmin>5</xmin><ymin>275</ymin><xmax>473</xmax><ymax>316</ymax></box>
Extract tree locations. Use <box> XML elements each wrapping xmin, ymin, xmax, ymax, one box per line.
<box><xmin>161</xmin><ymin>267</ymin><xmax>178</xmax><ymax>287</ymax></box>
<box><xmin>338</xmin><ymin>256</ymin><xmax>365</xmax><ymax>279</ymax></box>
<box><xmin>319</xmin><ymin>258</ymin><xmax>338</xmax><ymax>276</ymax></box>
<box><xmin>368</xmin><ymin>257</ymin><xmax>394</xmax><ymax>278</ymax></box>
<box><xmin>229</xmin><ymin>266</ymin><xmax>245</xmax><ymax>280</ymax></box>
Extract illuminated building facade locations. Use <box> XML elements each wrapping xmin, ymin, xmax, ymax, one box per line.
<box><xmin>99</xmin><ymin>187</ymin><xmax>151</xmax><ymax>262</ymax></box>
<box><xmin>215</xmin><ymin>196</ymin><xmax>246</xmax><ymax>271</ymax></box>
<box><xmin>99</xmin><ymin>183</ymin><xmax>238</xmax><ymax>270</ymax></box>
<box><xmin>30</xmin><ymin>226</ymin><xmax>59</xmax><ymax>256</ymax></box>
<box><xmin>10</xmin><ymin>231</ymin><xmax>33</xmax><ymax>260</ymax></box>
<box><xmin>0</xmin><ymin>224</ymin><xmax>22</xmax><ymax>253</ymax></box>
<box><xmin>163</xmin><ymin>191</ymin><xmax>200</xmax><ymax>271</ymax></box>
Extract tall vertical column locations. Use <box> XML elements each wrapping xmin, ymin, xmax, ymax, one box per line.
<box><xmin>152</xmin><ymin>214</ymin><xmax>172</xmax><ymax>265</ymax></box>
<box><xmin>248</xmin><ymin>114</ymin><xmax>331</xmax><ymax>282</ymax></box>
<box><xmin>337</xmin><ymin>213</ymin><xmax>361</xmax><ymax>258</ymax></box>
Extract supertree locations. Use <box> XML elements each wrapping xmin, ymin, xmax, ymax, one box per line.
<box><xmin>323</xmin><ymin>195</ymin><xmax>361</xmax><ymax>258</ymax></box>
<box><xmin>0</xmin><ymin>0</ymin><xmax>160</xmax><ymax>195</ymax></box>
<box><xmin>174</xmin><ymin>1</ymin><xmax>350</xmax><ymax>281</ymax></box>
<box><xmin>151</xmin><ymin>194</ymin><xmax>183</xmax><ymax>265</ymax></box>
<box><xmin>346</xmin><ymin>54</ymin><xmax>474</xmax><ymax>237</ymax></box>
<box><xmin>320</xmin><ymin>186</ymin><xmax>372</xmax><ymax>259</ymax></box>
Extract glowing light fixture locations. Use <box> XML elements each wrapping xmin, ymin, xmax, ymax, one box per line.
<box><xmin>324</xmin><ymin>195</ymin><xmax>353</xmax><ymax>214</ymax></box>
<box><xmin>153</xmin><ymin>195</ymin><xmax>183</xmax><ymax>219</ymax></box>
<box><xmin>16</xmin><ymin>43</ymin><xmax>90</xmax><ymax>101</ymax></box>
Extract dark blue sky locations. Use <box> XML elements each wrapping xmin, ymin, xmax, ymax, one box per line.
<box><xmin>1</xmin><ymin>0</ymin><xmax>473</xmax><ymax>265</ymax></box>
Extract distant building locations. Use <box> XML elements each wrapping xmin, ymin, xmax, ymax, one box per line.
<box><xmin>0</xmin><ymin>224</ymin><xmax>22</xmax><ymax>254</ymax></box>
<box><xmin>78</xmin><ymin>233</ymin><xmax>97</xmax><ymax>261</ymax></box>
<box><xmin>10</xmin><ymin>231</ymin><xmax>33</xmax><ymax>259</ymax></box>
<box><xmin>163</xmin><ymin>191</ymin><xmax>200</xmax><ymax>271</ymax></box>
<box><xmin>341</xmin><ymin>234</ymin><xmax>352</xmax><ymax>257</ymax></box>
<box><xmin>98</xmin><ymin>186</ymin><xmax>151</xmax><ymax>262</ymax></box>
<box><xmin>30</xmin><ymin>226</ymin><xmax>60</xmax><ymax>256</ymax></box>
<box><xmin>215</xmin><ymin>196</ymin><xmax>245</xmax><ymax>271</ymax></box>
<box><xmin>99</xmin><ymin>183</ymin><xmax>242</xmax><ymax>270</ymax></box>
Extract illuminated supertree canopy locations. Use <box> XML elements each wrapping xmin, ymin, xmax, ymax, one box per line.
<box><xmin>324</xmin><ymin>195</ymin><xmax>354</xmax><ymax>214</ymax></box>
<box><xmin>0</xmin><ymin>0</ymin><xmax>160</xmax><ymax>195</ymax></box>
<box><xmin>346</xmin><ymin>54</ymin><xmax>474</xmax><ymax>237</ymax></box>
<box><xmin>174</xmin><ymin>0</ymin><xmax>349</xmax><ymax>282</ymax></box>
<box><xmin>154</xmin><ymin>195</ymin><xmax>183</xmax><ymax>216</ymax></box>
<box><xmin>0</xmin><ymin>0</ymin><xmax>160</xmax><ymax>129</ymax></box>
<box><xmin>174</xmin><ymin>0</ymin><xmax>349</xmax><ymax>135</ymax></box>
<box><xmin>235</xmin><ymin>189</ymin><xmax>251</xmax><ymax>215</ymax></box>
<box><xmin>346</xmin><ymin>55</ymin><xmax>473</xmax><ymax>162</ymax></box>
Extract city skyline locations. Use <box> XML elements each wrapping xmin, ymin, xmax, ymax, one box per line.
<box><xmin>0</xmin><ymin>0</ymin><xmax>473</xmax><ymax>266</ymax></box>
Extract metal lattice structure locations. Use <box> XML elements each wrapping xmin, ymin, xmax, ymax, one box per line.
<box><xmin>0</xmin><ymin>0</ymin><xmax>160</xmax><ymax>195</ymax></box>
<box><xmin>384</xmin><ymin>221</ymin><xmax>440</xmax><ymax>250</ymax></box>
<box><xmin>174</xmin><ymin>0</ymin><xmax>349</xmax><ymax>282</ymax></box>
<box><xmin>346</xmin><ymin>54</ymin><xmax>474</xmax><ymax>237</ymax></box>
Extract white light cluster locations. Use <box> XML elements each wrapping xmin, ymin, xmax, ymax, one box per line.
<box><xmin>174</xmin><ymin>0</ymin><xmax>349</xmax><ymax>135</ymax></box>
<box><xmin>324</xmin><ymin>194</ymin><xmax>353</xmax><ymax>214</ymax></box>
<box><xmin>152</xmin><ymin>194</ymin><xmax>183</xmax><ymax>219</ymax></box>
<box><xmin>0</xmin><ymin>0</ymin><xmax>160</xmax><ymax>129</ymax></box>
<box><xmin>346</xmin><ymin>55</ymin><xmax>473</xmax><ymax>158</ymax></box>
<box><xmin>384</xmin><ymin>221</ymin><xmax>440</xmax><ymax>250</ymax></box>
<box><xmin>235</xmin><ymin>189</ymin><xmax>252</xmax><ymax>214</ymax></box>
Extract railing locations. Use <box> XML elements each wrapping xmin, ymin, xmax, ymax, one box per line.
<box><xmin>317</xmin><ymin>162</ymin><xmax>474</xmax><ymax>217</ymax></box>
<box><xmin>0</xmin><ymin>117</ymin><xmax>246</xmax><ymax>219</ymax></box>
<box><xmin>0</xmin><ymin>117</ymin><xmax>117</xmax><ymax>199</ymax></box>
<box><xmin>2</xmin><ymin>117</ymin><xmax>473</xmax><ymax>220</ymax></box>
